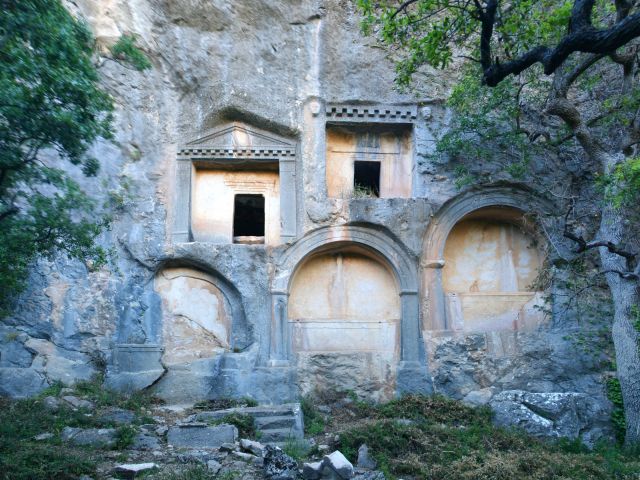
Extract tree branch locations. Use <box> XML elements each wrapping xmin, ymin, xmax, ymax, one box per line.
<box><xmin>564</xmin><ymin>228</ymin><xmax>638</xmax><ymax>260</ymax></box>
<box><xmin>479</xmin><ymin>0</ymin><xmax>640</xmax><ymax>86</ymax></box>
<box><xmin>0</xmin><ymin>206</ymin><xmax>18</xmax><ymax>223</ymax></box>
<box><xmin>391</xmin><ymin>0</ymin><xmax>419</xmax><ymax>19</ymax></box>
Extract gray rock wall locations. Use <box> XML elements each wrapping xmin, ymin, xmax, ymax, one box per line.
<box><xmin>0</xmin><ymin>0</ymin><xmax>614</xmax><ymax>445</ymax></box>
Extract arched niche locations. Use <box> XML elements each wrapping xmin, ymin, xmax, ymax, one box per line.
<box><xmin>154</xmin><ymin>265</ymin><xmax>249</xmax><ymax>365</ymax></box>
<box><xmin>288</xmin><ymin>246</ymin><xmax>401</xmax><ymax>354</ymax></box>
<box><xmin>270</xmin><ymin>225</ymin><xmax>423</xmax><ymax>371</ymax></box>
<box><xmin>422</xmin><ymin>186</ymin><xmax>550</xmax><ymax>332</ymax></box>
<box><xmin>287</xmin><ymin>244</ymin><xmax>403</xmax><ymax>400</ymax></box>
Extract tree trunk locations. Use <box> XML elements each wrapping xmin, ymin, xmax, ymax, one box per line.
<box><xmin>599</xmin><ymin>153</ymin><xmax>640</xmax><ymax>446</ymax></box>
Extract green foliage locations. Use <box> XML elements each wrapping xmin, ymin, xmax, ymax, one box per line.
<box><xmin>114</xmin><ymin>424</ymin><xmax>137</xmax><ymax>450</ymax></box>
<box><xmin>109</xmin><ymin>34</ymin><xmax>152</xmax><ymax>71</ymax></box>
<box><xmin>0</xmin><ymin>0</ymin><xmax>114</xmax><ymax>315</ymax></box>
<box><xmin>301</xmin><ymin>396</ymin><xmax>326</xmax><ymax>435</ymax></box>
<box><xmin>282</xmin><ymin>437</ymin><xmax>310</xmax><ymax>461</ymax></box>
<box><xmin>336</xmin><ymin>394</ymin><xmax>640</xmax><ymax>479</ymax></box>
<box><xmin>352</xmin><ymin>183</ymin><xmax>378</xmax><ymax>198</ymax></box>
<box><xmin>0</xmin><ymin>377</ymin><xmax>166</xmax><ymax>479</ymax></box>
<box><xmin>598</xmin><ymin>157</ymin><xmax>640</xmax><ymax>208</ymax></box>
<box><xmin>0</xmin><ymin>397</ymin><xmax>98</xmax><ymax>479</ymax></box>
<box><xmin>607</xmin><ymin>377</ymin><xmax>627</xmax><ymax>443</ymax></box>
<box><xmin>357</xmin><ymin>0</ymin><xmax>614</xmax><ymax>88</ymax></box>
<box><xmin>214</xmin><ymin>413</ymin><xmax>256</xmax><ymax>439</ymax></box>
<box><xmin>73</xmin><ymin>375</ymin><xmax>158</xmax><ymax>412</ymax></box>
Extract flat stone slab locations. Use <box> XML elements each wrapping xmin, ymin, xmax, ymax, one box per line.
<box><xmin>194</xmin><ymin>403</ymin><xmax>301</xmax><ymax>421</ymax></box>
<box><xmin>99</xmin><ymin>407</ymin><xmax>136</xmax><ymax>425</ymax></box>
<box><xmin>61</xmin><ymin>427</ymin><xmax>117</xmax><ymax>448</ymax></box>
<box><xmin>167</xmin><ymin>423</ymin><xmax>237</xmax><ymax>448</ymax></box>
<box><xmin>113</xmin><ymin>463</ymin><xmax>158</xmax><ymax>479</ymax></box>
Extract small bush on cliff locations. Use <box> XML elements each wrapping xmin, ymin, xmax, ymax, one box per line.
<box><xmin>0</xmin><ymin>0</ymin><xmax>114</xmax><ymax>315</ymax></box>
<box><xmin>110</xmin><ymin>34</ymin><xmax>152</xmax><ymax>71</ymax></box>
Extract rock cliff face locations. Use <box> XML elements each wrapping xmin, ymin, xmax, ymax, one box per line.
<box><xmin>0</xmin><ymin>0</ymin><xmax>614</xmax><ymax>444</ymax></box>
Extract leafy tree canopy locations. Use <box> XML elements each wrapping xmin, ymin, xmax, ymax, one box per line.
<box><xmin>0</xmin><ymin>0</ymin><xmax>114</xmax><ymax>313</ymax></box>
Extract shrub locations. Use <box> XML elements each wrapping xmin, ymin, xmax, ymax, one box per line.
<box><xmin>109</xmin><ymin>34</ymin><xmax>152</xmax><ymax>71</ymax></box>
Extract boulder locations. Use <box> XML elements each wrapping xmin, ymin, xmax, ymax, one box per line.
<box><xmin>113</xmin><ymin>463</ymin><xmax>158</xmax><ymax>479</ymax></box>
<box><xmin>263</xmin><ymin>445</ymin><xmax>298</xmax><ymax>480</ymax></box>
<box><xmin>61</xmin><ymin>427</ymin><xmax>117</xmax><ymax>448</ymax></box>
<box><xmin>490</xmin><ymin>390</ymin><xmax>612</xmax><ymax>445</ymax></box>
<box><xmin>220</xmin><ymin>442</ymin><xmax>239</xmax><ymax>452</ymax></box>
<box><xmin>42</xmin><ymin>396</ymin><xmax>61</xmax><ymax>412</ymax></box>
<box><xmin>356</xmin><ymin>444</ymin><xmax>376</xmax><ymax>470</ymax></box>
<box><xmin>232</xmin><ymin>450</ymin><xmax>263</xmax><ymax>466</ymax></box>
<box><xmin>0</xmin><ymin>367</ymin><xmax>47</xmax><ymax>398</ymax></box>
<box><xmin>240</xmin><ymin>438</ymin><xmax>266</xmax><ymax>457</ymax></box>
<box><xmin>207</xmin><ymin>459</ymin><xmax>222</xmax><ymax>474</ymax></box>
<box><xmin>303</xmin><ymin>451</ymin><xmax>355</xmax><ymax>480</ymax></box>
<box><xmin>167</xmin><ymin>423</ymin><xmax>237</xmax><ymax>448</ymax></box>
<box><xmin>302</xmin><ymin>460</ymin><xmax>324</xmax><ymax>479</ymax></box>
<box><xmin>99</xmin><ymin>407</ymin><xmax>136</xmax><ymax>425</ymax></box>
<box><xmin>131</xmin><ymin>433</ymin><xmax>161</xmax><ymax>450</ymax></box>
<box><xmin>176</xmin><ymin>449</ymin><xmax>218</xmax><ymax>465</ymax></box>
<box><xmin>61</xmin><ymin>395</ymin><xmax>95</xmax><ymax>410</ymax></box>
<box><xmin>323</xmin><ymin>451</ymin><xmax>354</xmax><ymax>479</ymax></box>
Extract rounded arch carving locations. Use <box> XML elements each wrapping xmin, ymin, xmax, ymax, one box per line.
<box><xmin>270</xmin><ymin>225</ymin><xmax>422</xmax><ymax>367</ymax></box>
<box><xmin>273</xmin><ymin>225</ymin><xmax>418</xmax><ymax>294</ymax></box>
<box><xmin>421</xmin><ymin>184</ymin><xmax>553</xmax><ymax>331</ymax></box>
<box><xmin>154</xmin><ymin>260</ymin><xmax>250</xmax><ymax>360</ymax></box>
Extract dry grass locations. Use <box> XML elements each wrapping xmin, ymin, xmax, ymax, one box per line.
<box><xmin>305</xmin><ymin>393</ymin><xmax>640</xmax><ymax>480</ymax></box>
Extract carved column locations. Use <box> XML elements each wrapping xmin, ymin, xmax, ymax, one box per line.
<box><xmin>279</xmin><ymin>157</ymin><xmax>297</xmax><ymax>243</ymax></box>
<box><xmin>269</xmin><ymin>292</ymin><xmax>290</xmax><ymax>366</ymax></box>
<box><xmin>172</xmin><ymin>159</ymin><xmax>192</xmax><ymax>243</ymax></box>
<box><xmin>400</xmin><ymin>290</ymin><xmax>421</xmax><ymax>362</ymax></box>
<box><xmin>424</xmin><ymin>259</ymin><xmax>447</xmax><ymax>330</ymax></box>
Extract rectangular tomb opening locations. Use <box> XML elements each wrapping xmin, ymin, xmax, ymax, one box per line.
<box><xmin>233</xmin><ymin>194</ymin><xmax>265</xmax><ymax>244</ymax></box>
<box><xmin>353</xmin><ymin>160</ymin><xmax>381</xmax><ymax>197</ymax></box>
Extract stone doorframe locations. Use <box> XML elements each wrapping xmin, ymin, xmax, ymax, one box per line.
<box><xmin>172</xmin><ymin>122</ymin><xmax>298</xmax><ymax>244</ymax></box>
<box><xmin>422</xmin><ymin>184</ymin><xmax>553</xmax><ymax>331</ymax></box>
<box><xmin>269</xmin><ymin>225</ymin><xmax>425</xmax><ymax>379</ymax></box>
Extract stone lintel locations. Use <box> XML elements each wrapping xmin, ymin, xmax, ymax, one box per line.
<box><xmin>326</xmin><ymin>104</ymin><xmax>418</xmax><ymax>124</ymax></box>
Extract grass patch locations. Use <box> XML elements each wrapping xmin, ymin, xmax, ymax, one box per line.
<box><xmin>72</xmin><ymin>374</ymin><xmax>158</xmax><ymax>412</ymax></box>
<box><xmin>282</xmin><ymin>437</ymin><xmax>310</xmax><ymax>461</ymax></box>
<box><xmin>114</xmin><ymin>424</ymin><xmax>137</xmax><ymax>450</ymax></box>
<box><xmin>335</xmin><ymin>394</ymin><xmax>640</xmax><ymax>480</ymax></box>
<box><xmin>211</xmin><ymin>413</ymin><xmax>256</xmax><ymax>439</ymax></box>
<box><xmin>301</xmin><ymin>396</ymin><xmax>325</xmax><ymax>435</ymax></box>
<box><xmin>0</xmin><ymin>376</ymin><xmax>164</xmax><ymax>479</ymax></box>
<box><xmin>0</xmin><ymin>397</ymin><xmax>97</xmax><ymax>480</ymax></box>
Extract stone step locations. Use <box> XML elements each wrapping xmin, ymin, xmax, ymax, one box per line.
<box><xmin>258</xmin><ymin>427</ymin><xmax>303</xmax><ymax>443</ymax></box>
<box><xmin>190</xmin><ymin>403</ymin><xmax>305</xmax><ymax>445</ymax></box>
<box><xmin>254</xmin><ymin>415</ymin><xmax>296</xmax><ymax>430</ymax></box>
<box><xmin>194</xmin><ymin>403</ymin><xmax>300</xmax><ymax>422</ymax></box>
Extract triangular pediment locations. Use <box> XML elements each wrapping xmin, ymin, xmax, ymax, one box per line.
<box><xmin>184</xmin><ymin>122</ymin><xmax>295</xmax><ymax>150</ymax></box>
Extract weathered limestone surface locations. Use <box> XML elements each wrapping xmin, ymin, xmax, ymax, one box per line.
<box><xmin>167</xmin><ymin>423</ymin><xmax>238</xmax><ymax>449</ymax></box>
<box><xmin>0</xmin><ymin>0</ymin><xmax>615</xmax><ymax>445</ymax></box>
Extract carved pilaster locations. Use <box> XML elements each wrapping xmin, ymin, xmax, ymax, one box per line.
<box><xmin>172</xmin><ymin>160</ymin><xmax>192</xmax><ymax>243</ymax></box>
